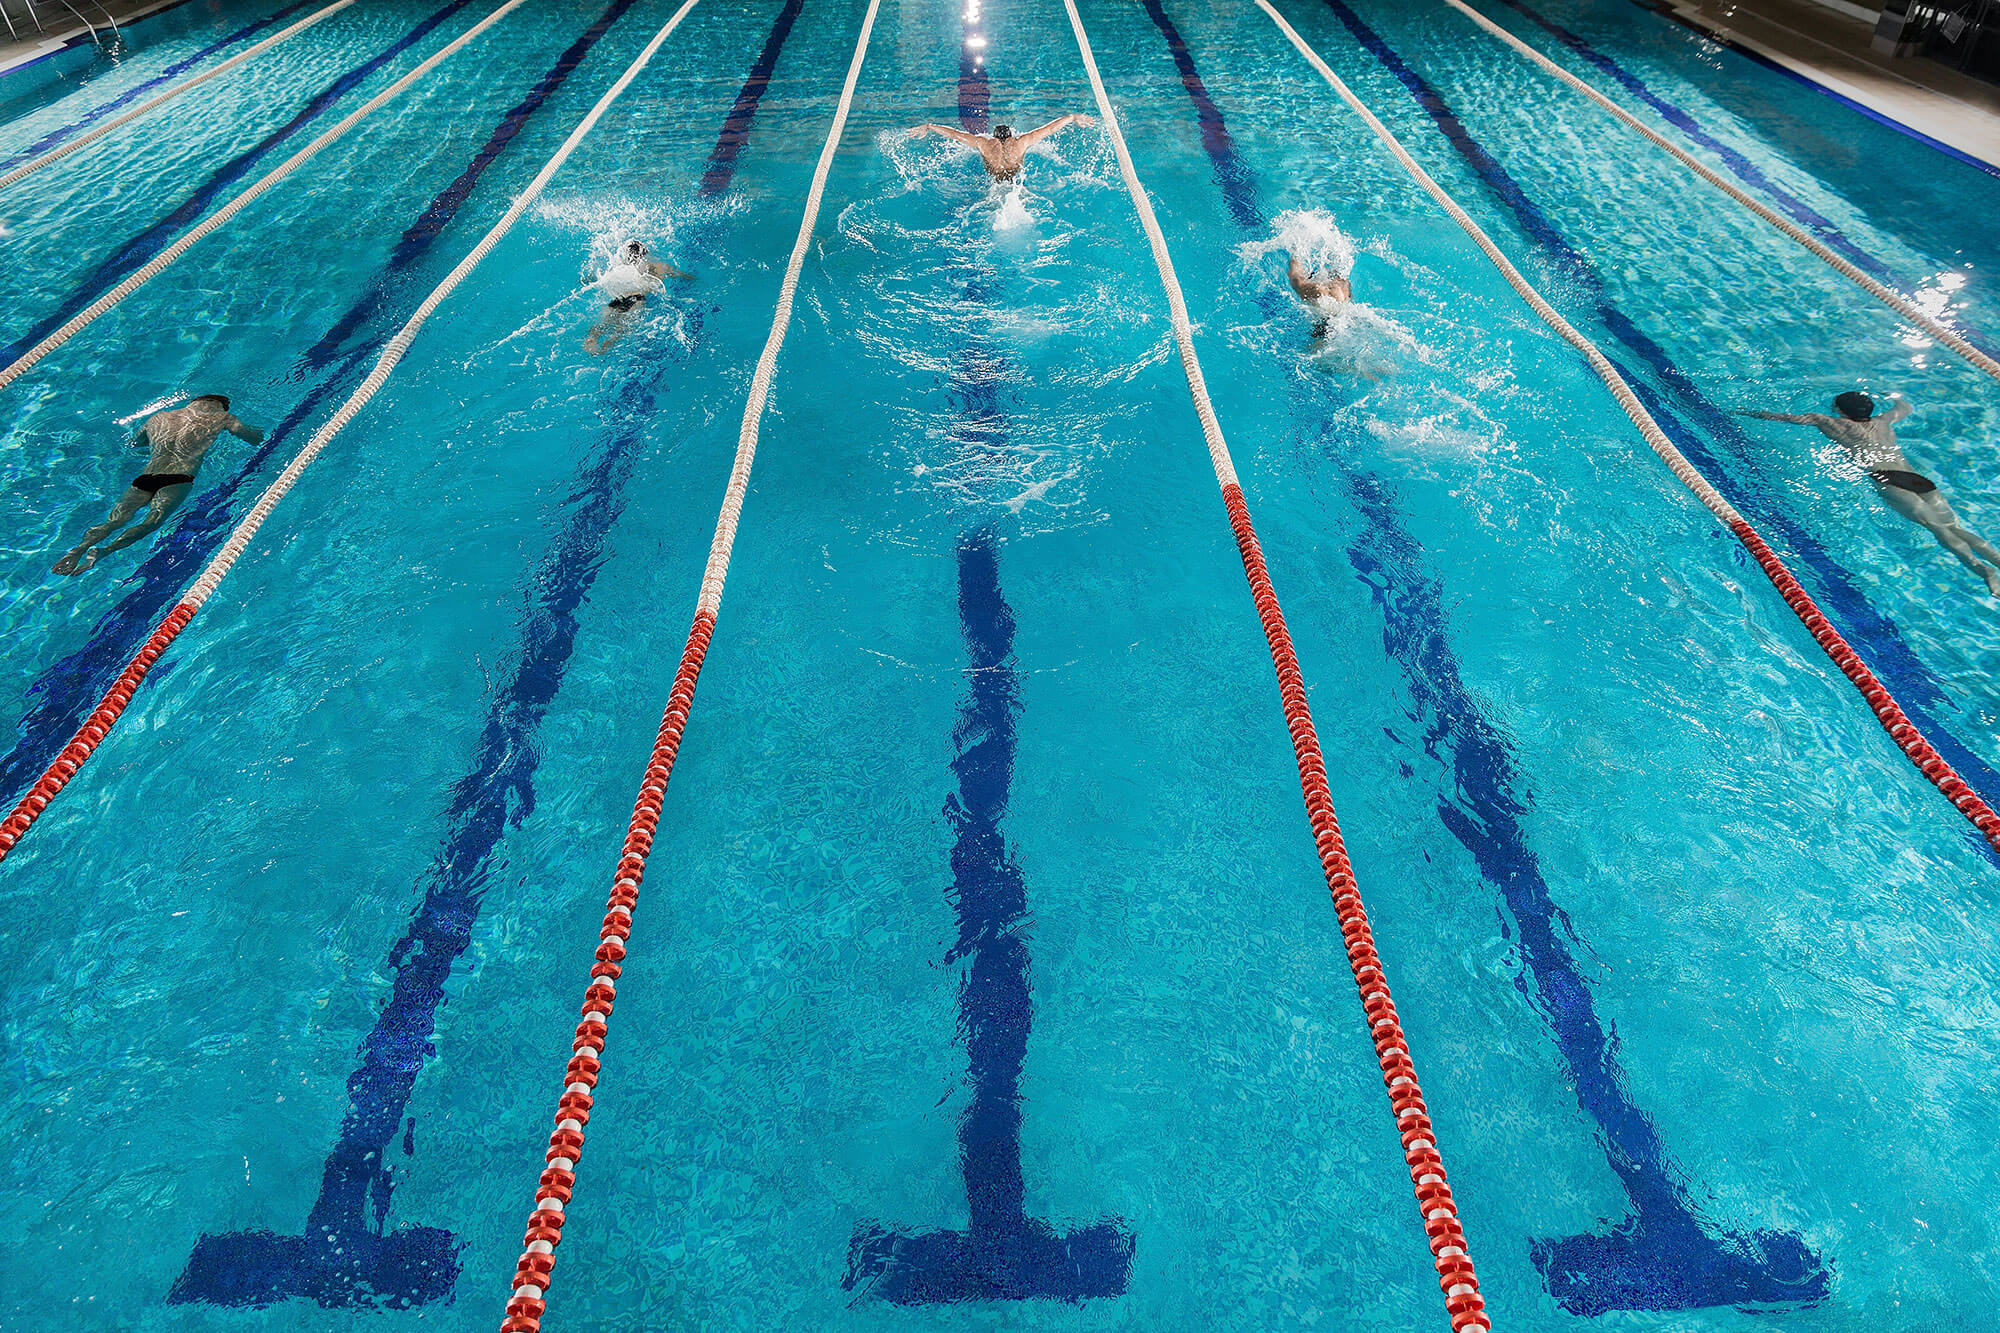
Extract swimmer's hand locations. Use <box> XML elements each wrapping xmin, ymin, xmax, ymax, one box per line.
<box><xmin>52</xmin><ymin>548</ymin><xmax>98</xmax><ymax>576</ymax></box>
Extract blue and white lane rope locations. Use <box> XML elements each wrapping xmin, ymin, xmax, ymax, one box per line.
<box><xmin>1439</xmin><ymin>0</ymin><xmax>2000</xmax><ymax>382</ymax></box>
<box><xmin>1253</xmin><ymin>0</ymin><xmax>2000</xmax><ymax>854</ymax></box>
<box><xmin>0</xmin><ymin>0</ymin><xmax>358</xmax><ymax>195</ymax></box>
<box><xmin>0</xmin><ymin>0</ymin><xmax>708</xmax><ymax>864</ymax></box>
<box><xmin>0</xmin><ymin>0</ymin><xmax>532</xmax><ymax>394</ymax></box>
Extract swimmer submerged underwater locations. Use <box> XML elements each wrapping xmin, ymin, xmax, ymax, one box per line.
<box><xmin>52</xmin><ymin>394</ymin><xmax>264</xmax><ymax>576</ymax></box>
<box><xmin>1743</xmin><ymin>391</ymin><xmax>2000</xmax><ymax>598</ymax></box>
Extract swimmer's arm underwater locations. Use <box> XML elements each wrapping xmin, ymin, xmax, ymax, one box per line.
<box><xmin>647</xmin><ymin>260</ymin><xmax>693</xmax><ymax>282</ymax></box>
<box><xmin>1881</xmin><ymin>393</ymin><xmax>1913</xmax><ymax>425</ymax></box>
<box><xmin>1740</xmin><ymin>409</ymin><xmax>1828</xmax><ymax>426</ymax></box>
<box><xmin>225</xmin><ymin>414</ymin><xmax>265</xmax><ymax>445</ymax></box>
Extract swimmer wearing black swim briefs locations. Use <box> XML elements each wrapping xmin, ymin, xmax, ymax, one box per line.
<box><xmin>584</xmin><ymin>239</ymin><xmax>693</xmax><ymax>356</ymax></box>
<box><xmin>1869</xmin><ymin>469</ymin><xmax>1937</xmax><ymax>495</ymax></box>
<box><xmin>1743</xmin><ymin>390</ymin><xmax>2000</xmax><ymax>598</ymax></box>
<box><xmin>53</xmin><ymin>394</ymin><xmax>264</xmax><ymax>576</ymax></box>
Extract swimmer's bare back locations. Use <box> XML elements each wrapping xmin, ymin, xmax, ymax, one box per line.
<box><xmin>914</xmin><ymin>114</ymin><xmax>1094</xmax><ymax>179</ymax></box>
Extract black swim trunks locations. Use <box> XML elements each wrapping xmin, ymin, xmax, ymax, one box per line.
<box><xmin>1869</xmin><ymin>469</ymin><xmax>1938</xmax><ymax>495</ymax></box>
<box><xmin>607</xmin><ymin>293</ymin><xmax>645</xmax><ymax>312</ymax></box>
<box><xmin>132</xmin><ymin>472</ymin><xmax>195</xmax><ymax>494</ymax></box>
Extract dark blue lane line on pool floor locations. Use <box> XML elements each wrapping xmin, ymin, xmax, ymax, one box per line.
<box><xmin>1484</xmin><ymin>0</ymin><xmax>1999</xmax><ymax>363</ymax></box>
<box><xmin>0</xmin><ymin>0</ymin><xmax>472</xmax><ymax>369</ymax></box>
<box><xmin>166</xmin><ymin>0</ymin><xmax>805</xmax><ymax>1308</ymax></box>
<box><xmin>1146</xmin><ymin>0</ymin><xmax>1826</xmax><ymax>1313</ymax></box>
<box><xmin>1311</xmin><ymin>0</ymin><xmax>2000</xmax><ymax>843</ymax></box>
<box><xmin>0</xmin><ymin>0</ymin><xmax>322</xmax><ymax>171</ymax></box>
<box><xmin>0</xmin><ymin>0</ymin><xmax>651</xmax><ymax>808</ymax></box>
<box><xmin>844</xmin><ymin>39</ymin><xmax>1133</xmax><ymax>1305</ymax></box>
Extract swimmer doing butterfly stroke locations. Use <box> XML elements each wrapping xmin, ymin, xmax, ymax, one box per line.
<box><xmin>912</xmin><ymin>114</ymin><xmax>1095</xmax><ymax>179</ymax></box>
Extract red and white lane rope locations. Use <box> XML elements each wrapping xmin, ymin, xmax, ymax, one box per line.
<box><xmin>1255</xmin><ymin>0</ymin><xmax>2000</xmax><ymax>854</ymax></box>
<box><xmin>0</xmin><ymin>0</ymin><xmax>358</xmax><ymax>195</ymax></box>
<box><xmin>1063</xmin><ymin>2</ymin><xmax>1490</xmax><ymax>1328</ymax></box>
<box><xmin>496</xmin><ymin>3</ymin><xmax>880</xmax><ymax>1329</ymax></box>
<box><xmin>0</xmin><ymin>0</ymin><xmax>708</xmax><ymax>865</ymax></box>
<box><xmin>0</xmin><ymin>0</ymin><xmax>532</xmax><ymax>394</ymax></box>
<box><xmin>1438</xmin><ymin>0</ymin><xmax>2000</xmax><ymax>383</ymax></box>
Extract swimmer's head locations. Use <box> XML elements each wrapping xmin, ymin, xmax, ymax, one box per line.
<box><xmin>618</xmin><ymin>240</ymin><xmax>649</xmax><ymax>264</ymax></box>
<box><xmin>1834</xmin><ymin>391</ymin><xmax>1874</xmax><ymax>421</ymax></box>
<box><xmin>991</xmin><ymin>124</ymin><xmax>1013</xmax><ymax>140</ymax></box>
<box><xmin>192</xmin><ymin>393</ymin><xmax>230</xmax><ymax>411</ymax></box>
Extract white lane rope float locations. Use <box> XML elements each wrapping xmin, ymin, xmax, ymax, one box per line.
<box><xmin>0</xmin><ymin>0</ymin><xmax>533</xmax><ymax>394</ymax></box>
<box><xmin>0</xmin><ymin>0</ymin><xmax>708</xmax><ymax>864</ymax></box>
<box><xmin>1253</xmin><ymin>0</ymin><xmax>2000</xmax><ymax>852</ymax></box>
<box><xmin>1439</xmin><ymin>0</ymin><xmax>2000</xmax><ymax>383</ymax></box>
<box><xmin>496</xmin><ymin>2</ymin><xmax>881</xmax><ymax>1329</ymax></box>
<box><xmin>1063</xmin><ymin>0</ymin><xmax>1492</xmax><ymax>1328</ymax></box>
<box><xmin>0</xmin><ymin>0</ymin><xmax>359</xmax><ymax>195</ymax></box>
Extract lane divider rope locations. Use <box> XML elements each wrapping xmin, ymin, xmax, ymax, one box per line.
<box><xmin>1062</xmin><ymin>1</ymin><xmax>1490</xmax><ymax>1327</ymax></box>
<box><xmin>496</xmin><ymin>2</ymin><xmax>881</xmax><ymax>1328</ymax></box>
<box><xmin>1439</xmin><ymin>0</ymin><xmax>2000</xmax><ymax>383</ymax></box>
<box><xmin>0</xmin><ymin>0</ymin><xmax>358</xmax><ymax>195</ymax></box>
<box><xmin>0</xmin><ymin>0</ymin><xmax>707</xmax><ymax>865</ymax></box>
<box><xmin>1255</xmin><ymin>0</ymin><xmax>2000</xmax><ymax>853</ymax></box>
<box><xmin>0</xmin><ymin>0</ymin><xmax>532</xmax><ymax>393</ymax></box>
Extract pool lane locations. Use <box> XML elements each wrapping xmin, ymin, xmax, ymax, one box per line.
<box><xmin>0</xmin><ymin>0</ymin><xmax>664</xmax><ymax>821</ymax></box>
<box><xmin>166</xmin><ymin>0</ymin><xmax>807</xmax><ymax>1311</ymax></box>
<box><xmin>0</xmin><ymin>0</ymin><xmax>473</xmax><ymax>367</ymax></box>
<box><xmin>0</xmin><ymin>0</ymin><xmax>321</xmax><ymax>171</ymax></box>
<box><xmin>1139</xmin><ymin>0</ymin><xmax>1827</xmax><ymax>1315</ymax></box>
<box><xmin>1294</xmin><ymin>0</ymin><xmax>2000</xmax><ymax>843</ymax></box>
<box><xmin>843</xmin><ymin>24</ymin><xmax>1134</xmax><ymax>1304</ymax></box>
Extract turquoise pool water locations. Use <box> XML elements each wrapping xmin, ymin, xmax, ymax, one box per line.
<box><xmin>4</xmin><ymin>0</ymin><xmax>2000</xmax><ymax>1326</ymax></box>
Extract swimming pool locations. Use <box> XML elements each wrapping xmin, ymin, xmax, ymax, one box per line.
<box><xmin>4</xmin><ymin>0</ymin><xmax>2000</xmax><ymax>1324</ymax></box>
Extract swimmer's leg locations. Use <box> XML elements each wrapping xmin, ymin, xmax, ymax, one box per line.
<box><xmin>1883</xmin><ymin>487</ymin><xmax>2000</xmax><ymax>595</ymax></box>
<box><xmin>91</xmin><ymin>483</ymin><xmax>191</xmax><ymax>558</ymax></box>
<box><xmin>54</xmin><ymin>486</ymin><xmax>149</xmax><ymax>575</ymax></box>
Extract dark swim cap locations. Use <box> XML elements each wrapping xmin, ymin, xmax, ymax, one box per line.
<box><xmin>1834</xmin><ymin>391</ymin><xmax>1874</xmax><ymax>421</ymax></box>
<box><xmin>991</xmin><ymin>124</ymin><xmax>1013</xmax><ymax>139</ymax></box>
<box><xmin>194</xmin><ymin>393</ymin><xmax>230</xmax><ymax>410</ymax></box>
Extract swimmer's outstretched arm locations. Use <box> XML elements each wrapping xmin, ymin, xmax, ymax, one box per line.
<box><xmin>648</xmin><ymin>260</ymin><xmax>693</xmax><ymax>281</ymax></box>
<box><xmin>1015</xmin><ymin>113</ymin><xmax>1093</xmax><ymax>147</ymax></box>
<box><xmin>1882</xmin><ymin>392</ymin><xmax>1913</xmax><ymax>425</ymax></box>
<box><xmin>1740</xmin><ymin>409</ymin><xmax>1820</xmax><ymax>425</ymax></box>
<box><xmin>915</xmin><ymin>123</ymin><xmax>982</xmax><ymax>146</ymax></box>
<box><xmin>226</xmin><ymin>415</ymin><xmax>265</xmax><ymax>445</ymax></box>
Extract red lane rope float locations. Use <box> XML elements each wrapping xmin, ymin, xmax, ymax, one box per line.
<box><xmin>1062</xmin><ymin>0</ymin><xmax>1489</xmax><ymax>1326</ymax></box>
<box><xmin>0</xmin><ymin>604</ymin><xmax>195</xmax><ymax>856</ymax></box>
<box><xmin>499</xmin><ymin>611</ymin><xmax>714</xmax><ymax>1333</ymax></box>
<box><xmin>1254</xmin><ymin>0</ymin><xmax>2000</xmax><ymax>859</ymax></box>
<box><xmin>497</xmin><ymin>0</ymin><xmax>882</xmax><ymax>1326</ymax></box>
<box><xmin>0</xmin><ymin>0</ymin><xmax>707</xmax><ymax>867</ymax></box>
<box><xmin>1223</xmin><ymin>484</ymin><xmax>1488</xmax><ymax>1329</ymax></box>
<box><xmin>1731</xmin><ymin>520</ymin><xmax>2000</xmax><ymax>835</ymax></box>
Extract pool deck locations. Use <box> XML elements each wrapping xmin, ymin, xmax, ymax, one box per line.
<box><xmin>1663</xmin><ymin>0</ymin><xmax>2000</xmax><ymax>168</ymax></box>
<box><xmin>0</xmin><ymin>0</ymin><xmax>198</xmax><ymax>78</ymax></box>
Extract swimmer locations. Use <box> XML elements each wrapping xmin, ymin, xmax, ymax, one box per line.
<box><xmin>584</xmin><ymin>240</ymin><xmax>692</xmax><ymax>355</ymax></box>
<box><xmin>1287</xmin><ymin>249</ymin><xmax>1351</xmax><ymax>339</ymax></box>
<box><xmin>53</xmin><ymin>394</ymin><xmax>264</xmax><ymax>576</ymax></box>
<box><xmin>911</xmin><ymin>114</ymin><xmax>1095</xmax><ymax>180</ymax></box>
<box><xmin>1743</xmin><ymin>391</ymin><xmax>2000</xmax><ymax>596</ymax></box>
